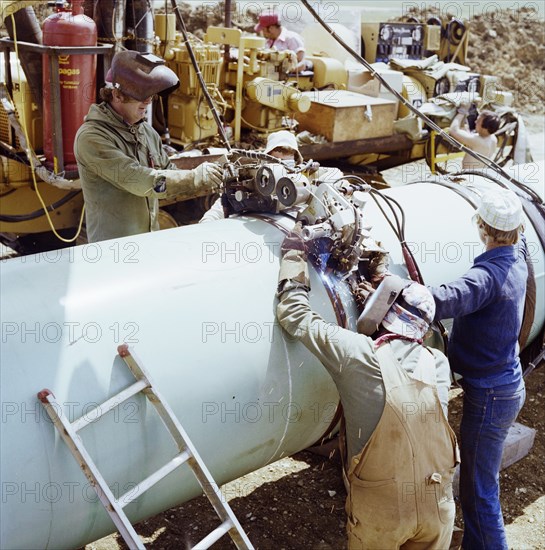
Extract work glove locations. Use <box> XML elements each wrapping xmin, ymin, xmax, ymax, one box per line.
<box><xmin>282</xmin><ymin>51</ymin><xmax>298</xmax><ymax>74</ymax></box>
<box><xmin>281</xmin><ymin>221</ymin><xmax>306</xmax><ymax>256</ymax></box>
<box><xmin>161</xmin><ymin>164</ymin><xmax>221</xmax><ymax>199</ymax></box>
<box><xmin>194</xmin><ymin>162</ymin><xmax>223</xmax><ymax>191</ymax></box>
<box><xmin>278</xmin><ymin>222</ymin><xmax>310</xmax><ymax>296</ymax></box>
<box><xmin>456</xmin><ymin>100</ymin><xmax>472</xmax><ymax>116</ymax></box>
<box><xmin>354</xmin><ymin>279</ymin><xmax>375</xmax><ymax>304</ymax></box>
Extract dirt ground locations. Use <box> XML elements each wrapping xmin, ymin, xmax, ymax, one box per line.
<box><xmin>465</xmin><ymin>8</ymin><xmax>545</xmax><ymax>114</ymax></box>
<box><xmin>406</xmin><ymin>4</ymin><xmax>545</xmax><ymax>115</ymax></box>
<box><xmin>84</xmin><ymin>364</ymin><xmax>544</xmax><ymax>550</ymax></box>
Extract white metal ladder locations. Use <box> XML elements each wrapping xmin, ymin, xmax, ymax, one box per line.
<box><xmin>37</xmin><ymin>344</ymin><xmax>254</xmax><ymax>550</ymax></box>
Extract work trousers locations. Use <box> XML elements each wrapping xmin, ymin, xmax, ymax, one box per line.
<box><xmin>459</xmin><ymin>378</ymin><xmax>526</xmax><ymax>550</ymax></box>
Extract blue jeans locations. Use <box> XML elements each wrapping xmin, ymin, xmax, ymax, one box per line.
<box><xmin>460</xmin><ymin>378</ymin><xmax>526</xmax><ymax>550</ymax></box>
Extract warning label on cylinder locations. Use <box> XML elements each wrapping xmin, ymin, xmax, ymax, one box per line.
<box><xmin>59</xmin><ymin>68</ymin><xmax>80</xmax><ymax>76</ymax></box>
<box><xmin>57</xmin><ymin>55</ymin><xmax>80</xmax><ymax>90</ymax></box>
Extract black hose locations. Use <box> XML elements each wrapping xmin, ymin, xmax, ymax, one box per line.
<box><xmin>452</xmin><ymin>170</ymin><xmax>543</xmax><ymax>206</ymax></box>
<box><xmin>0</xmin><ymin>190</ymin><xmax>81</xmax><ymax>222</ymax></box>
<box><xmin>169</xmin><ymin>0</ymin><xmax>232</xmax><ymax>150</ymax></box>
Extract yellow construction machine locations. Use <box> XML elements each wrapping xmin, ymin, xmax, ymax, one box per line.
<box><xmin>0</xmin><ymin>0</ymin><xmax>524</xmax><ymax>253</ymax></box>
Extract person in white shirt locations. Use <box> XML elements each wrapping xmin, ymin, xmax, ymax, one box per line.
<box><xmin>449</xmin><ymin>105</ymin><xmax>500</xmax><ymax>169</ymax></box>
<box><xmin>254</xmin><ymin>13</ymin><xmax>313</xmax><ymax>72</ymax></box>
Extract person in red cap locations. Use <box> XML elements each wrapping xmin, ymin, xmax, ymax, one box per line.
<box><xmin>254</xmin><ymin>13</ymin><xmax>312</xmax><ymax>73</ymax></box>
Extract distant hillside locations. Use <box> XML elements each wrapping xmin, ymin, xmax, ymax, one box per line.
<box><xmin>466</xmin><ymin>7</ymin><xmax>545</xmax><ymax>114</ymax></box>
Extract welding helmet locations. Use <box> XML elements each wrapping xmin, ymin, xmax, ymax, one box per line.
<box><xmin>357</xmin><ymin>275</ymin><xmax>409</xmax><ymax>335</ymax></box>
<box><xmin>358</xmin><ymin>276</ymin><xmax>435</xmax><ymax>340</ymax></box>
<box><xmin>108</xmin><ymin>50</ymin><xmax>179</xmax><ymax>101</ymax></box>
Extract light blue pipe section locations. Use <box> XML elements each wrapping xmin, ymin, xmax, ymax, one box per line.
<box><xmin>0</xmin><ymin>216</ymin><xmax>349</xmax><ymax>549</ymax></box>
<box><xmin>1</xmin><ymin>163</ymin><xmax>543</xmax><ymax>549</ymax></box>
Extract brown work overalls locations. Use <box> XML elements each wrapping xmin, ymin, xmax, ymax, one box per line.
<box><xmin>345</xmin><ymin>343</ymin><xmax>459</xmax><ymax>550</ymax></box>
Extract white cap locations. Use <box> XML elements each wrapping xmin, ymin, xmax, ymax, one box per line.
<box><xmin>264</xmin><ymin>130</ymin><xmax>303</xmax><ymax>163</ymax></box>
<box><xmin>477</xmin><ymin>189</ymin><xmax>523</xmax><ymax>231</ymax></box>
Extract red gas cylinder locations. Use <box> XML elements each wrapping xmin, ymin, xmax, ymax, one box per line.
<box><xmin>42</xmin><ymin>0</ymin><xmax>97</xmax><ymax>173</ymax></box>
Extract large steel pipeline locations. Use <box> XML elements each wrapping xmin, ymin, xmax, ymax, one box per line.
<box><xmin>1</xmin><ymin>164</ymin><xmax>544</xmax><ymax>549</ymax></box>
<box><xmin>0</xmin><ymin>215</ymin><xmax>348</xmax><ymax>550</ymax></box>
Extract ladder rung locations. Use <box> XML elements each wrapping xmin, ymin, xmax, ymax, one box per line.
<box><xmin>119</xmin><ymin>450</ymin><xmax>191</xmax><ymax>507</ymax></box>
<box><xmin>192</xmin><ymin>519</ymin><xmax>234</xmax><ymax>550</ymax></box>
<box><xmin>39</xmin><ymin>345</ymin><xmax>253</xmax><ymax>550</ymax></box>
<box><xmin>71</xmin><ymin>379</ymin><xmax>148</xmax><ymax>432</ymax></box>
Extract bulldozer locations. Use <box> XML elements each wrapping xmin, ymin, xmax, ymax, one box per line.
<box><xmin>0</xmin><ymin>0</ymin><xmax>526</xmax><ymax>254</ymax></box>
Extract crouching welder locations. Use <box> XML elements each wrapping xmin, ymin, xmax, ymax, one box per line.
<box><xmin>276</xmin><ymin>223</ymin><xmax>459</xmax><ymax>549</ymax></box>
<box><xmin>74</xmin><ymin>50</ymin><xmax>223</xmax><ymax>243</ymax></box>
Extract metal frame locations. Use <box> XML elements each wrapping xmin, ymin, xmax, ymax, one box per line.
<box><xmin>0</xmin><ymin>38</ymin><xmax>113</xmax><ymax>175</ymax></box>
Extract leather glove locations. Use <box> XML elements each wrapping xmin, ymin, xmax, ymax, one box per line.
<box><xmin>194</xmin><ymin>162</ymin><xmax>223</xmax><ymax>190</ymax></box>
<box><xmin>278</xmin><ymin>222</ymin><xmax>310</xmax><ymax>296</ymax></box>
<box><xmin>281</xmin><ymin>221</ymin><xmax>306</xmax><ymax>255</ymax></box>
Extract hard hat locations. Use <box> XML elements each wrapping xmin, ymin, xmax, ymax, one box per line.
<box><xmin>109</xmin><ymin>50</ymin><xmax>179</xmax><ymax>101</ymax></box>
<box><xmin>255</xmin><ymin>13</ymin><xmax>279</xmax><ymax>32</ymax></box>
<box><xmin>264</xmin><ymin>130</ymin><xmax>303</xmax><ymax>163</ymax></box>
<box><xmin>477</xmin><ymin>189</ymin><xmax>523</xmax><ymax>231</ymax></box>
<box><xmin>381</xmin><ymin>281</ymin><xmax>436</xmax><ymax>340</ymax></box>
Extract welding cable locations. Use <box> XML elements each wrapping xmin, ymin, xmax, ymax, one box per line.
<box><xmin>229</xmin><ymin>148</ymin><xmax>286</xmax><ymax>164</ymax></box>
<box><xmin>370</xmin><ymin>189</ymin><xmax>424</xmax><ymax>284</ymax></box>
<box><xmin>373</xmin><ymin>187</ymin><xmax>450</xmax><ymax>348</ymax></box>
<box><xmin>0</xmin><ymin>141</ymin><xmax>30</xmax><ymax>165</ymax></box>
<box><xmin>453</xmin><ymin>170</ymin><xmax>543</xmax><ymax>206</ymax></box>
<box><xmin>299</xmin><ymin>0</ymin><xmax>544</xmax><ymax>208</ymax></box>
<box><xmin>333</xmin><ymin>174</ymin><xmax>406</xmax><ymax>245</ymax></box>
<box><xmin>169</xmin><ymin>0</ymin><xmax>232</xmax><ymax>150</ymax></box>
<box><xmin>334</xmin><ymin>174</ymin><xmax>423</xmax><ymax>281</ymax></box>
<box><xmin>369</xmin><ymin>188</ymin><xmax>448</xmax><ymax>348</ymax></box>
<box><xmin>332</xmin><ymin>174</ymin><xmax>424</xmax><ymax>283</ymax></box>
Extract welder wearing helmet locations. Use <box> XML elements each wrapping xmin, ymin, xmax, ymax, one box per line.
<box><xmin>74</xmin><ymin>50</ymin><xmax>223</xmax><ymax>243</ymax></box>
<box><xmin>276</xmin><ymin>223</ymin><xmax>459</xmax><ymax>549</ymax></box>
